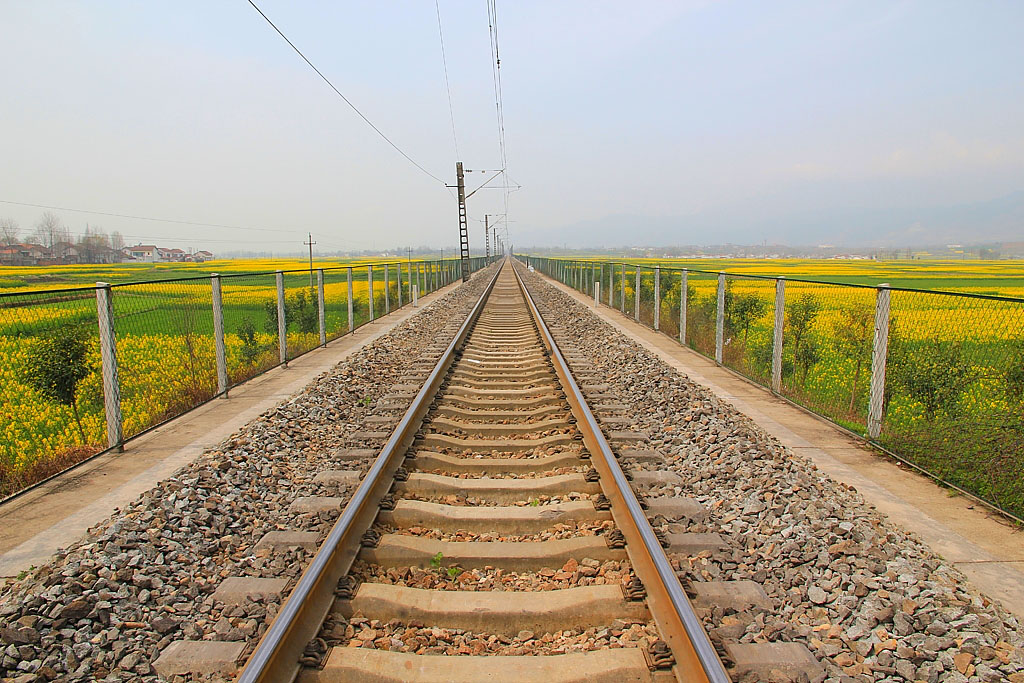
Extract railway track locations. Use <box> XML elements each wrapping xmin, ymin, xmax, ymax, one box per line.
<box><xmin>224</xmin><ymin>259</ymin><xmax>810</xmax><ymax>682</ymax></box>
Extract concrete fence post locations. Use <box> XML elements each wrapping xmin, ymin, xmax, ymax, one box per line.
<box><xmin>771</xmin><ymin>277</ymin><xmax>785</xmax><ymax>393</ymax></box>
<box><xmin>384</xmin><ymin>264</ymin><xmax>390</xmax><ymax>314</ymax></box>
<box><xmin>679</xmin><ymin>271</ymin><xmax>688</xmax><ymax>347</ymax></box>
<box><xmin>594</xmin><ymin>280</ymin><xmax>600</xmax><ymax>306</ymax></box>
<box><xmin>368</xmin><ymin>264</ymin><xmax>376</xmax><ymax>323</ymax></box>
<box><xmin>715</xmin><ymin>272</ymin><xmax>725</xmax><ymax>364</ymax></box>
<box><xmin>607</xmin><ymin>265</ymin><xmax>613</xmax><ymax>306</ymax></box>
<box><xmin>317</xmin><ymin>269</ymin><xmax>326</xmax><ymax>347</ymax></box>
<box><xmin>634</xmin><ymin>267</ymin><xmax>641</xmax><ymax>322</ymax></box>
<box><xmin>620</xmin><ymin>264</ymin><xmax>626</xmax><ymax>313</ymax></box>
<box><xmin>347</xmin><ymin>267</ymin><xmax>354</xmax><ymax>333</ymax></box>
<box><xmin>276</xmin><ymin>271</ymin><xmax>287</xmax><ymax>365</ymax></box>
<box><xmin>95</xmin><ymin>282</ymin><xmax>123</xmax><ymax>450</ymax></box>
<box><xmin>397</xmin><ymin>262</ymin><xmax>404</xmax><ymax>308</ymax></box>
<box><xmin>653</xmin><ymin>266</ymin><xmax>661</xmax><ymax>331</ymax></box>
<box><xmin>868</xmin><ymin>284</ymin><xmax>892</xmax><ymax>439</ymax></box>
<box><xmin>211</xmin><ymin>274</ymin><xmax>228</xmax><ymax>396</ymax></box>
<box><xmin>413</xmin><ymin>284</ymin><xmax>419</xmax><ymax>307</ymax></box>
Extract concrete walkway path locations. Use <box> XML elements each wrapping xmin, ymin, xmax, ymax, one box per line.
<box><xmin>542</xmin><ymin>272</ymin><xmax>1024</xmax><ymax>620</ymax></box>
<box><xmin>0</xmin><ymin>282</ymin><xmax>459</xmax><ymax>579</ymax></box>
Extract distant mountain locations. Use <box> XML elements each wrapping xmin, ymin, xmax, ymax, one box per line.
<box><xmin>517</xmin><ymin>190</ymin><xmax>1024</xmax><ymax>248</ymax></box>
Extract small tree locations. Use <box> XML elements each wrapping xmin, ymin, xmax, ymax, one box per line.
<box><xmin>0</xmin><ymin>217</ymin><xmax>19</xmax><ymax>245</ymax></box>
<box><xmin>726</xmin><ymin>292</ymin><xmax>768</xmax><ymax>345</ymax></box>
<box><xmin>24</xmin><ymin>329</ymin><xmax>93</xmax><ymax>444</ymax></box>
<box><xmin>237</xmin><ymin>317</ymin><xmax>262</xmax><ymax>366</ymax></box>
<box><xmin>263</xmin><ymin>290</ymin><xmax>319</xmax><ymax>335</ymax></box>
<box><xmin>32</xmin><ymin>211</ymin><xmax>68</xmax><ymax>250</ymax></box>
<box><xmin>786</xmin><ymin>293</ymin><xmax>821</xmax><ymax>384</ymax></box>
<box><xmin>290</xmin><ymin>289</ymin><xmax>319</xmax><ymax>333</ymax></box>
<box><xmin>889</xmin><ymin>339</ymin><xmax>970</xmax><ymax>419</ymax></box>
<box><xmin>833</xmin><ymin>301</ymin><xmax>875</xmax><ymax>412</ymax></box>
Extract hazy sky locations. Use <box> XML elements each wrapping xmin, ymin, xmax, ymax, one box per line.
<box><xmin>2</xmin><ymin>1</ymin><xmax>1023</xmax><ymax>252</ymax></box>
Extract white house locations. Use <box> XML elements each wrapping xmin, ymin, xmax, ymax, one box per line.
<box><xmin>125</xmin><ymin>244</ymin><xmax>160</xmax><ymax>262</ymax></box>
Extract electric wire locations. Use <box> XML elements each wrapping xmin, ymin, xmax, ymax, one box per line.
<box><xmin>434</xmin><ymin>0</ymin><xmax>460</xmax><ymax>160</ymax></box>
<box><xmin>0</xmin><ymin>199</ymin><xmax>295</xmax><ymax>235</ymax></box>
<box><xmin>245</xmin><ymin>0</ymin><xmax>446</xmax><ymax>184</ymax></box>
<box><xmin>485</xmin><ymin>0</ymin><xmax>511</xmax><ymax>232</ymax></box>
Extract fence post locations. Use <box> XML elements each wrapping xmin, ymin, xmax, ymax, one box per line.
<box><xmin>397</xmin><ymin>262</ymin><xmax>404</xmax><ymax>308</ymax></box>
<box><xmin>653</xmin><ymin>266</ymin><xmax>661</xmax><ymax>331</ymax></box>
<box><xmin>413</xmin><ymin>284</ymin><xmax>419</xmax><ymax>307</ymax></box>
<box><xmin>607</xmin><ymin>265</ymin><xmax>612</xmax><ymax>306</ymax></box>
<box><xmin>771</xmin><ymin>277</ymin><xmax>785</xmax><ymax>393</ymax></box>
<box><xmin>419</xmin><ymin>263</ymin><xmax>425</xmax><ymax>295</ymax></box>
<box><xmin>868</xmin><ymin>284</ymin><xmax>892</xmax><ymax>439</ymax></box>
<box><xmin>634</xmin><ymin>267</ymin><xmax>641</xmax><ymax>322</ymax></box>
<box><xmin>620</xmin><ymin>264</ymin><xmax>626</xmax><ymax>313</ymax></box>
<box><xmin>679</xmin><ymin>269</ymin><xmax>688</xmax><ymax>345</ymax></box>
<box><xmin>347</xmin><ymin>267</ymin><xmax>354</xmax><ymax>333</ymax></box>
<box><xmin>95</xmin><ymin>282</ymin><xmax>123</xmax><ymax>450</ymax></box>
<box><xmin>594</xmin><ymin>280</ymin><xmax>600</xmax><ymax>306</ymax></box>
<box><xmin>715</xmin><ymin>272</ymin><xmax>725</xmax><ymax>364</ymax></box>
<box><xmin>384</xmin><ymin>264</ymin><xmax>390</xmax><ymax>314</ymax></box>
<box><xmin>211</xmin><ymin>274</ymin><xmax>228</xmax><ymax>396</ymax></box>
<box><xmin>276</xmin><ymin>270</ymin><xmax>287</xmax><ymax>365</ymax></box>
<box><xmin>368</xmin><ymin>265</ymin><xmax>375</xmax><ymax>322</ymax></box>
<box><xmin>317</xmin><ymin>269</ymin><xmax>326</xmax><ymax>347</ymax></box>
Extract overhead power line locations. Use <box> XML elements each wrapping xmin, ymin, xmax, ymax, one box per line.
<box><xmin>0</xmin><ymin>199</ymin><xmax>359</xmax><ymax>249</ymax></box>
<box><xmin>434</xmin><ymin>0</ymin><xmax>460</xmax><ymax>160</ymax></box>
<box><xmin>486</xmin><ymin>0</ymin><xmax>512</xmax><ymax>226</ymax></box>
<box><xmin>0</xmin><ymin>199</ymin><xmax>295</xmax><ymax>235</ymax></box>
<box><xmin>246</xmin><ymin>0</ymin><xmax>445</xmax><ymax>184</ymax></box>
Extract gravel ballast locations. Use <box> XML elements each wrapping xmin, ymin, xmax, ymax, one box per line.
<box><xmin>0</xmin><ymin>267</ymin><xmax>496</xmax><ymax>683</ymax></box>
<box><xmin>521</xmin><ymin>266</ymin><xmax>1024</xmax><ymax>683</ymax></box>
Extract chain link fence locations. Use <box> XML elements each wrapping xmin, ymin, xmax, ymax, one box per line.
<box><xmin>0</xmin><ymin>286</ymin><xmax>104</xmax><ymax>495</ymax></box>
<box><xmin>0</xmin><ymin>257</ymin><xmax>491</xmax><ymax>500</ymax></box>
<box><xmin>521</xmin><ymin>255</ymin><xmax>1024</xmax><ymax>521</ymax></box>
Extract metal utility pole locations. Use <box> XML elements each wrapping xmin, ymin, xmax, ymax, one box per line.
<box><xmin>484</xmin><ymin>215</ymin><xmax>491</xmax><ymax>259</ymax></box>
<box><xmin>304</xmin><ymin>233</ymin><xmax>317</xmax><ymax>289</ymax></box>
<box><xmin>456</xmin><ymin>162</ymin><xmax>470</xmax><ymax>281</ymax></box>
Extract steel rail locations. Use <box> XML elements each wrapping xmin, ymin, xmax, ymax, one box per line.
<box><xmin>511</xmin><ymin>259</ymin><xmax>731</xmax><ymax>683</ymax></box>
<box><xmin>237</xmin><ymin>262</ymin><xmax>503</xmax><ymax>683</ymax></box>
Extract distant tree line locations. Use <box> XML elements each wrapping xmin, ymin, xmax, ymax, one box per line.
<box><xmin>0</xmin><ymin>211</ymin><xmax>126</xmax><ymax>263</ymax></box>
